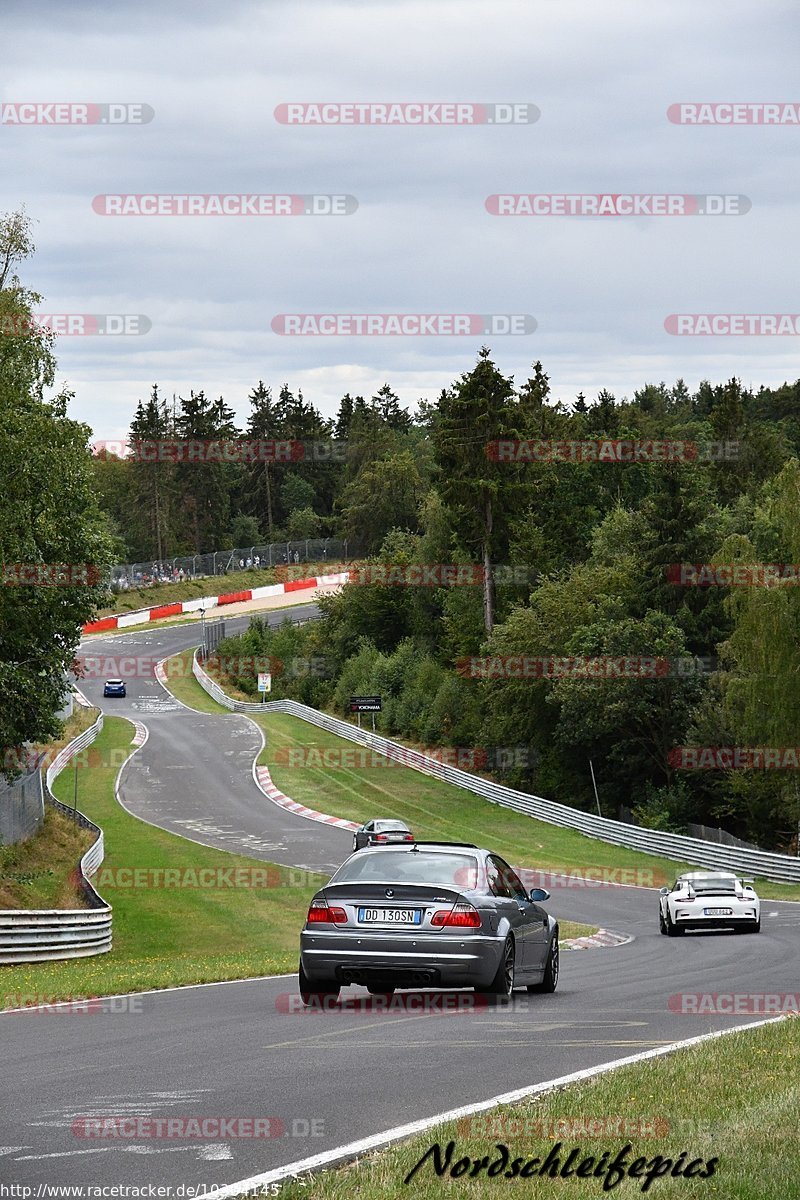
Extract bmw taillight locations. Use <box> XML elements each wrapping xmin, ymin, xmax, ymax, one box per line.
<box><xmin>375</xmin><ymin>834</ymin><xmax>387</xmax><ymax>842</ymax></box>
<box><xmin>306</xmin><ymin>899</ymin><xmax>347</xmax><ymax>924</ymax></box>
<box><xmin>404</xmin><ymin>833</ymin><xmax>414</xmax><ymax>841</ymax></box>
<box><xmin>431</xmin><ymin>904</ymin><xmax>481</xmax><ymax>928</ymax></box>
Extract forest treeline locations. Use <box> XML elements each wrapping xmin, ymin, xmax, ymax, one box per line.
<box><xmin>4</xmin><ymin>204</ymin><xmax>800</xmax><ymax>848</ymax></box>
<box><xmin>123</xmin><ymin>350</ymin><xmax>799</xmax><ymax>851</ymax></box>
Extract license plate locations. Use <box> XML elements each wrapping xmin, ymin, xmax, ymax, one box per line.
<box><xmin>704</xmin><ymin>907</ymin><xmax>733</xmax><ymax>916</ymax></box>
<box><xmin>357</xmin><ymin>907</ymin><xmax>422</xmax><ymax>925</ymax></box>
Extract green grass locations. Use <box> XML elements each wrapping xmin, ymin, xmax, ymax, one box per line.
<box><xmin>0</xmin><ymin>717</ymin><xmax>326</xmax><ymax>1006</ymax></box>
<box><xmin>276</xmin><ymin>1015</ymin><xmax>799</xmax><ymax>1200</ymax></box>
<box><xmin>256</xmin><ymin>713</ymin><xmax>800</xmax><ymax>901</ymax></box>
<box><xmin>0</xmin><ymin>808</ymin><xmax>94</xmax><ymax>909</ymax></box>
<box><xmin>159</xmin><ymin>651</ymin><xmax>800</xmax><ymax>902</ymax></box>
<box><xmin>559</xmin><ymin>921</ymin><xmax>600</xmax><ymax>940</ymax></box>
<box><xmin>161</xmin><ymin>648</ymin><xmax>230</xmax><ymax>713</ymax></box>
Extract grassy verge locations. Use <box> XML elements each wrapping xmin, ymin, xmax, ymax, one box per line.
<box><xmin>161</xmin><ymin>648</ymin><xmax>230</xmax><ymax>713</ymax></box>
<box><xmin>559</xmin><ymin>921</ymin><xmax>600</xmax><ymax>940</ymax></box>
<box><xmin>1</xmin><ymin>706</ymin><xmax>102</xmax><ymax>909</ymax></box>
<box><xmin>276</xmin><ymin>1015</ymin><xmax>799</xmax><ymax>1200</ymax></box>
<box><xmin>98</xmin><ymin>560</ymin><xmax>342</xmax><ymax>617</ymax></box>
<box><xmin>158</xmin><ymin>652</ymin><xmax>800</xmax><ymax>902</ymax></box>
<box><xmin>0</xmin><ymin>809</ymin><xmax>94</xmax><ymax>909</ymax></box>
<box><xmin>0</xmin><ymin>717</ymin><xmax>326</xmax><ymax>1006</ymax></box>
<box><xmin>258</xmin><ymin>713</ymin><xmax>800</xmax><ymax>899</ymax></box>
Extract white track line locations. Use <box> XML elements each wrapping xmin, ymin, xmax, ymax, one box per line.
<box><xmin>210</xmin><ymin>1014</ymin><xmax>790</xmax><ymax>1197</ymax></box>
<box><xmin>0</xmin><ymin>973</ymin><xmax>296</xmax><ymax>1016</ymax></box>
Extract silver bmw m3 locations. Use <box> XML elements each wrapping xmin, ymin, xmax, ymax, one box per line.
<box><xmin>298</xmin><ymin>841</ymin><xmax>559</xmax><ymax>1005</ymax></box>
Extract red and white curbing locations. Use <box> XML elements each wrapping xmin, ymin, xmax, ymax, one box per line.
<box><xmin>562</xmin><ymin>928</ymin><xmax>632</xmax><ymax>950</ymax></box>
<box><xmin>131</xmin><ymin>721</ymin><xmax>148</xmax><ymax>748</ymax></box>
<box><xmin>255</xmin><ymin>764</ymin><xmax>360</xmax><ymax>832</ymax></box>
<box><xmin>82</xmin><ymin>571</ymin><xmax>352</xmax><ymax>634</ymax></box>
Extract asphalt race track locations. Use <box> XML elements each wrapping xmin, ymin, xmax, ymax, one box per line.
<box><xmin>79</xmin><ymin>605</ymin><xmax>352</xmax><ymax>873</ymax></box>
<box><xmin>2</xmin><ymin>610</ymin><xmax>799</xmax><ymax>1191</ymax></box>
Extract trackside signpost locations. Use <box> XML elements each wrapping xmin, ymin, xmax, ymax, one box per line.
<box><xmin>350</xmin><ymin>695</ymin><xmax>382</xmax><ymax>732</ymax></box>
<box><xmin>258</xmin><ymin>672</ymin><xmax>272</xmax><ymax>703</ymax></box>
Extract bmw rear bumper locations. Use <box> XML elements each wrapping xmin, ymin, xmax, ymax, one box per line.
<box><xmin>300</xmin><ymin>928</ymin><xmax>505</xmax><ymax>988</ymax></box>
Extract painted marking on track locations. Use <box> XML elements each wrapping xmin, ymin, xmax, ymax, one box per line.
<box><xmin>132</xmin><ymin>696</ymin><xmax>182</xmax><ymax>712</ymax></box>
<box><xmin>338</xmin><ymin>1038</ymin><xmax>677</xmax><ymax>1048</ymax></box>
<box><xmin>15</xmin><ymin>1148</ymin><xmax>112</xmax><ymax>1160</ymax></box>
<box><xmin>199</xmin><ymin>1143</ymin><xmax>234</xmax><ymax>1160</ymax></box>
<box><xmin>122</xmin><ymin>1146</ymin><xmax>198</xmax><ymax>1155</ymax></box>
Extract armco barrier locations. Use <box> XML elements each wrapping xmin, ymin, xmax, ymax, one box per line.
<box><xmin>192</xmin><ymin>651</ymin><xmax>266</xmax><ymax>712</ymax></box>
<box><xmin>225</xmin><ymin>695</ymin><xmax>800</xmax><ymax>885</ymax></box>
<box><xmin>0</xmin><ymin>712</ymin><xmax>112</xmax><ymax>965</ymax></box>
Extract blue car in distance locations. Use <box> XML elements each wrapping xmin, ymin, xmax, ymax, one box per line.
<box><xmin>103</xmin><ymin>678</ymin><xmax>127</xmax><ymax>698</ymax></box>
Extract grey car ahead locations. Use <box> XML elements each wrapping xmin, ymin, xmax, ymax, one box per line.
<box><xmin>352</xmin><ymin>817</ymin><xmax>414</xmax><ymax>852</ymax></box>
<box><xmin>298</xmin><ymin>842</ymin><xmax>559</xmax><ymax>1004</ymax></box>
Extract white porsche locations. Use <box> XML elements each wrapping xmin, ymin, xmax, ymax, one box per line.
<box><xmin>659</xmin><ymin>871</ymin><xmax>760</xmax><ymax>936</ymax></box>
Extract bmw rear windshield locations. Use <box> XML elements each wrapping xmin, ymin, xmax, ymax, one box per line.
<box><xmin>332</xmin><ymin>851</ymin><xmax>478</xmax><ymax>889</ymax></box>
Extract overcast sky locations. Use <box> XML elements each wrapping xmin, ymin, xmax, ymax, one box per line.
<box><xmin>3</xmin><ymin>0</ymin><xmax>798</xmax><ymax>438</ymax></box>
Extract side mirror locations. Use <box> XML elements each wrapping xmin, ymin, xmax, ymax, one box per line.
<box><xmin>528</xmin><ymin>887</ymin><xmax>550</xmax><ymax>903</ymax></box>
<box><xmin>659</xmin><ymin>887</ymin><xmax>670</xmax><ymax>896</ymax></box>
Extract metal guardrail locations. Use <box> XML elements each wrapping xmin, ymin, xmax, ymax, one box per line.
<box><xmin>193</xmin><ymin>651</ymin><xmax>270</xmax><ymax>712</ymax></box>
<box><xmin>192</xmin><ymin>630</ymin><xmax>322</xmax><ymax>712</ymax></box>
<box><xmin>0</xmin><ymin>711</ymin><xmax>113</xmax><ymax>965</ymax></box>
<box><xmin>253</xmin><ymin>699</ymin><xmax>800</xmax><ymax>885</ymax></box>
